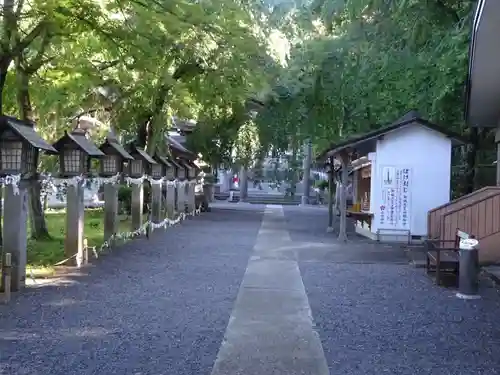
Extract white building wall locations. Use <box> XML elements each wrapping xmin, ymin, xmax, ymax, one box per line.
<box><xmin>370</xmin><ymin>125</ymin><xmax>452</xmax><ymax>237</ymax></box>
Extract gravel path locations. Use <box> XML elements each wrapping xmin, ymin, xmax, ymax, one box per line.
<box><xmin>2</xmin><ymin>204</ymin><xmax>500</xmax><ymax>375</ymax></box>
<box><xmin>0</xmin><ymin>207</ymin><xmax>263</xmax><ymax>375</ymax></box>
<box><xmin>283</xmin><ymin>205</ymin><xmax>500</xmax><ymax>375</ymax></box>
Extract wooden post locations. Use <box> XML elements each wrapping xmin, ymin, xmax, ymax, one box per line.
<box><xmin>327</xmin><ymin>158</ymin><xmax>334</xmax><ymax>233</ymax></box>
<box><xmin>66</xmin><ymin>183</ymin><xmax>85</xmax><ymax>267</ymax></box>
<box><xmin>338</xmin><ymin>151</ymin><xmax>349</xmax><ymax>242</ymax></box>
<box><xmin>166</xmin><ymin>182</ymin><xmax>175</xmax><ymax>218</ymax></box>
<box><xmin>103</xmin><ymin>183</ymin><xmax>118</xmax><ymax>242</ymax></box>
<box><xmin>3</xmin><ymin>183</ymin><xmax>28</xmax><ymax>290</ymax></box>
<box><xmin>352</xmin><ymin>169</ymin><xmax>359</xmax><ymax>206</ymax></box>
<box><xmin>131</xmin><ymin>183</ymin><xmax>144</xmax><ymax>231</ymax></box>
<box><xmin>495</xmin><ymin>125</ymin><xmax>500</xmax><ymax>186</ymax></box>
<box><xmin>2</xmin><ymin>253</ymin><xmax>11</xmax><ymax>303</ymax></box>
<box><xmin>83</xmin><ymin>238</ymin><xmax>88</xmax><ymax>264</ymax></box>
<box><xmin>151</xmin><ymin>182</ymin><xmax>162</xmax><ymax>223</ymax></box>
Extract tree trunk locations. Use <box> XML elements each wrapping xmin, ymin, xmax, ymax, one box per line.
<box><xmin>464</xmin><ymin>128</ymin><xmax>478</xmax><ymax>194</ymax></box>
<box><xmin>0</xmin><ymin>60</ymin><xmax>11</xmax><ymax>114</ymax></box>
<box><xmin>0</xmin><ymin>58</ymin><xmax>12</xmax><ymax>246</ymax></box>
<box><xmin>28</xmin><ymin>179</ymin><xmax>50</xmax><ymax>239</ymax></box>
<box><xmin>15</xmin><ymin>63</ymin><xmax>51</xmax><ymax>239</ymax></box>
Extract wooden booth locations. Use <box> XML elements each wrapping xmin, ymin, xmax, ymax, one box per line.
<box><xmin>319</xmin><ymin>110</ymin><xmax>464</xmax><ymax>242</ymax></box>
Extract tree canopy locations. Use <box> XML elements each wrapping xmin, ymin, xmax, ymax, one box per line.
<box><xmin>255</xmin><ymin>0</ymin><xmax>475</xmax><ymax>158</ymax></box>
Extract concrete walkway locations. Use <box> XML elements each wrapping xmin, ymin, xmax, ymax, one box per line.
<box><xmin>1</xmin><ymin>204</ymin><xmax>500</xmax><ymax>374</ymax></box>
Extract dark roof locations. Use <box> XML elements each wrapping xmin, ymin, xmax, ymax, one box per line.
<box><xmin>183</xmin><ymin>159</ymin><xmax>200</xmax><ymax>170</ymax></box>
<box><xmin>175</xmin><ymin>158</ymin><xmax>189</xmax><ymax>168</ymax></box>
<box><xmin>167</xmin><ymin>157</ymin><xmax>182</xmax><ymax>170</ymax></box>
<box><xmin>172</xmin><ymin>117</ymin><xmax>197</xmax><ymax>133</ymax></box>
<box><xmin>53</xmin><ymin>129</ymin><xmax>104</xmax><ymax>157</ymax></box>
<box><xmin>0</xmin><ymin>115</ymin><xmax>57</xmax><ymax>154</ymax></box>
<box><xmin>166</xmin><ymin>134</ymin><xmax>192</xmax><ymax>154</ymax></box>
<box><xmin>153</xmin><ymin>154</ymin><xmax>172</xmax><ymax>166</ymax></box>
<box><xmin>125</xmin><ymin>142</ymin><xmax>157</xmax><ymax>164</ymax></box>
<box><xmin>100</xmin><ymin>138</ymin><xmax>134</xmax><ymax>160</ymax></box>
<box><xmin>316</xmin><ymin>110</ymin><xmax>466</xmax><ymax>161</ymax></box>
<box><xmin>464</xmin><ymin>0</ymin><xmax>500</xmax><ymax>127</ymax></box>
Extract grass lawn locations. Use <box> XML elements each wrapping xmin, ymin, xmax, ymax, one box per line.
<box><xmin>26</xmin><ymin>209</ymin><xmax>148</xmax><ymax>276</ymax></box>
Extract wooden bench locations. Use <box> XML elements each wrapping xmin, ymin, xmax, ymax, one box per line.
<box><xmin>425</xmin><ymin>229</ymin><xmax>473</xmax><ymax>286</ymax></box>
<box><xmin>347</xmin><ymin>210</ymin><xmax>373</xmax><ymax>230</ymax></box>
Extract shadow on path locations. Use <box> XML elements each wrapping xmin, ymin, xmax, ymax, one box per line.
<box><xmin>0</xmin><ymin>207</ymin><xmax>263</xmax><ymax>375</ymax></box>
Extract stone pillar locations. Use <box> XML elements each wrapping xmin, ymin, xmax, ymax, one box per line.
<box><xmin>327</xmin><ymin>168</ymin><xmax>334</xmax><ymax>233</ymax></box>
<box><xmin>239</xmin><ymin>166</ymin><xmax>248</xmax><ymax>201</ymax></box>
<box><xmin>301</xmin><ymin>139</ymin><xmax>312</xmax><ymax>205</ymax></box>
<box><xmin>166</xmin><ymin>182</ymin><xmax>176</xmax><ymax>218</ymax></box>
<box><xmin>65</xmin><ymin>182</ymin><xmax>84</xmax><ymax>267</ymax></box>
<box><xmin>3</xmin><ymin>183</ymin><xmax>28</xmax><ymax>291</ymax></box>
<box><xmin>202</xmin><ymin>184</ymin><xmax>212</xmax><ymax>211</ymax></box>
<box><xmin>187</xmin><ymin>181</ymin><xmax>196</xmax><ymax>213</ymax></box>
<box><xmin>103</xmin><ymin>183</ymin><xmax>118</xmax><ymax>242</ymax></box>
<box><xmin>131</xmin><ymin>183</ymin><xmax>144</xmax><ymax>231</ymax></box>
<box><xmin>177</xmin><ymin>181</ymin><xmax>186</xmax><ymax>213</ymax></box>
<box><xmin>151</xmin><ymin>181</ymin><xmax>162</xmax><ymax>223</ymax></box>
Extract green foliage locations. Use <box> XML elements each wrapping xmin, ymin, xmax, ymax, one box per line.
<box><xmin>315</xmin><ymin>179</ymin><xmax>329</xmax><ymax>191</ymax></box>
<box><xmin>256</xmin><ymin>0</ymin><xmax>476</xmax><ymax>156</ymax></box>
<box><xmin>0</xmin><ymin>0</ymin><xmax>275</xmax><ymax>159</ymax></box>
<box><xmin>118</xmin><ymin>185</ymin><xmax>132</xmax><ymax>214</ymax></box>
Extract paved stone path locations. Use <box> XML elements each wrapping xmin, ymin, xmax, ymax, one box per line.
<box><xmin>1</xmin><ymin>203</ymin><xmax>500</xmax><ymax>375</ymax></box>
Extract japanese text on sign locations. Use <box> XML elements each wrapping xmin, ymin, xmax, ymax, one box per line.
<box><xmin>379</xmin><ymin>166</ymin><xmax>411</xmax><ymax>230</ymax></box>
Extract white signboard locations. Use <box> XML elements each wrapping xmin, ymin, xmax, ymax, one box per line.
<box><xmin>379</xmin><ymin>166</ymin><xmax>411</xmax><ymax>230</ymax></box>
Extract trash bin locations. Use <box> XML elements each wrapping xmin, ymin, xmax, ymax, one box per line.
<box><xmin>456</xmin><ymin>238</ymin><xmax>481</xmax><ymax>300</ymax></box>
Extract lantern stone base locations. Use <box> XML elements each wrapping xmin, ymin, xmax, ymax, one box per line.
<box><xmin>166</xmin><ymin>184</ymin><xmax>176</xmax><ymax>218</ymax></box>
<box><xmin>151</xmin><ymin>183</ymin><xmax>162</xmax><ymax>223</ymax></box>
<box><xmin>3</xmin><ymin>184</ymin><xmax>28</xmax><ymax>291</ymax></box>
<box><xmin>65</xmin><ymin>183</ymin><xmax>84</xmax><ymax>267</ymax></box>
<box><xmin>187</xmin><ymin>182</ymin><xmax>196</xmax><ymax>213</ymax></box>
<box><xmin>177</xmin><ymin>182</ymin><xmax>187</xmax><ymax>214</ymax></box>
<box><xmin>104</xmin><ymin>183</ymin><xmax>118</xmax><ymax>242</ymax></box>
<box><xmin>131</xmin><ymin>183</ymin><xmax>144</xmax><ymax>231</ymax></box>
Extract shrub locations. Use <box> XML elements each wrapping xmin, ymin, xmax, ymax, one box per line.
<box><xmin>118</xmin><ymin>185</ymin><xmax>132</xmax><ymax>214</ymax></box>
<box><xmin>315</xmin><ymin>179</ymin><xmax>329</xmax><ymax>191</ymax></box>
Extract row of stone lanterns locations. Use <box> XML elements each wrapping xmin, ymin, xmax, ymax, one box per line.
<box><xmin>0</xmin><ymin>116</ymin><xmax>199</xmax><ymax>292</ymax></box>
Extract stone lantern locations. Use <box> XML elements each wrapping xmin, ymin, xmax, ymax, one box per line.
<box><xmin>99</xmin><ymin>131</ymin><xmax>134</xmax><ymax>177</ymax></box>
<box><xmin>183</xmin><ymin>159</ymin><xmax>198</xmax><ymax>213</ymax></box>
<box><xmin>0</xmin><ymin>115</ymin><xmax>57</xmax><ymax>291</ymax></box>
<box><xmin>126</xmin><ymin>142</ymin><xmax>157</xmax><ymax>178</ymax></box>
<box><xmin>125</xmin><ymin>142</ymin><xmax>156</xmax><ymax>230</ymax></box>
<box><xmin>176</xmin><ymin>158</ymin><xmax>187</xmax><ymax>180</ymax></box>
<box><xmin>0</xmin><ymin>115</ymin><xmax>57</xmax><ymax>178</ymax></box>
<box><xmin>53</xmin><ymin>128</ymin><xmax>104</xmax><ymax>177</ymax></box>
<box><xmin>152</xmin><ymin>155</ymin><xmax>171</xmax><ymax>180</ymax></box>
<box><xmin>162</xmin><ymin>157</ymin><xmax>178</xmax><ymax>218</ymax></box>
<box><xmin>99</xmin><ymin>131</ymin><xmax>134</xmax><ymax>241</ymax></box>
<box><xmin>150</xmin><ymin>154</ymin><xmax>170</xmax><ymax>223</ymax></box>
<box><xmin>52</xmin><ymin>127</ymin><xmax>104</xmax><ymax>266</ymax></box>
